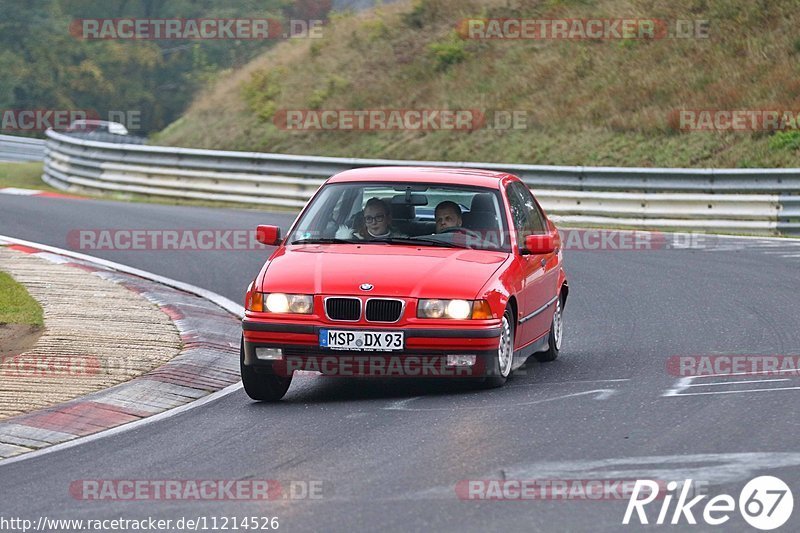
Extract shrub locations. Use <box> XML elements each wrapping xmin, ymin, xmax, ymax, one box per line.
<box><xmin>768</xmin><ymin>129</ymin><xmax>800</xmax><ymax>151</ymax></box>
<box><xmin>428</xmin><ymin>33</ymin><xmax>469</xmax><ymax>70</ymax></box>
<box><xmin>242</xmin><ymin>69</ymin><xmax>283</xmax><ymax>121</ymax></box>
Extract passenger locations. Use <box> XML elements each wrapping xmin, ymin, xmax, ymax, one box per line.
<box><xmin>434</xmin><ymin>201</ymin><xmax>463</xmax><ymax>233</ymax></box>
<box><xmin>360</xmin><ymin>198</ymin><xmax>393</xmax><ymax>238</ymax></box>
<box><xmin>336</xmin><ymin>198</ymin><xmax>405</xmax><ymax>239</ymax></box>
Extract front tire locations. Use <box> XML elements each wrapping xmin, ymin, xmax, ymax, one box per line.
<box><xmin>240</xmin><ymin>338</ymin><xmax>292</xmax><ymax>402</ymax></box>
<box><xmin>535</xmin><ymin>295</ymin><xmax>563</xmax><ymax>363</ymax></box>
<box><xmin>482</xmin><ymin>309</ymin><xmax>515</xmax><ymax>388</ymax></box>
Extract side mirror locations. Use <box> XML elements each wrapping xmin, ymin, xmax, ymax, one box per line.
<box><xmin>524</xmin><ymin>233</ymin><xmax>557</xmax><ymax>255</ymax></box>
<box><xmin>256</xmin><ymin>225</ymin><xmax>282</xmax><ymax>246</ymax></box>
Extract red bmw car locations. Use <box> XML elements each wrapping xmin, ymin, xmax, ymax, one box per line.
<box><xmin>242</xmin><ymin>167</ymin><xmax>568</xmax><ymax>401</ymax></box>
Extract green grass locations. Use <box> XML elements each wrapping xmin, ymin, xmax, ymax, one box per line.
<box><xmin>0</xmin><ymin>162</ymin><xmax>56</xmax><ymax>192</ymax></box>
<box><xmin>0</xmin><ymin>271</ymin><xmax>44</xmax><ymax>326</ymax></box>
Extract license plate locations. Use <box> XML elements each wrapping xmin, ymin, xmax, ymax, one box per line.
<box><xmin>320</xmin><ymin>330</ymin><xmax>404</xmax><ymax>351</ymax></box>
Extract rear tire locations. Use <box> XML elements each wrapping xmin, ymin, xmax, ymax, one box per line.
<box><xmin>535</xmin><ymin>295</ymin><xmax>563</xmax><ymax>363</ymax></box>
<box><xmin>240</xmin><ymin>338</ymin><xmax>292</xmax><ymax>402</ymax></box>
<box><xmin>481</xmin><ymin>309</ymin><xmax>515</xmax><ymax>388</ymax></box>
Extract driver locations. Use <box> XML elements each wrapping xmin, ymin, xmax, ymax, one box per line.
<box><xmin>434</xmin><ymin>201</ymin><xmax>463</xmax><ymax>233</ymax></box>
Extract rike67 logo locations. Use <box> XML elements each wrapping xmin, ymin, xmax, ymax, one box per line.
<box><xmin>623</xmin><ymin>476</ymin><xmax>794</xmax><ymax>530</ymax></box>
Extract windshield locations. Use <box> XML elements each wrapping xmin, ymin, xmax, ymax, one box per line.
<box><xmin>289</xmin><ymin>182</ymin><xmax>511</xmax><ymax>252</ymax></box>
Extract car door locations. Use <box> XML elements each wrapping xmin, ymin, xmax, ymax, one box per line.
<box><xmin>505</xmin><ymin>181</ymin><xmax>559</xmax><ymax>345</ymax></box>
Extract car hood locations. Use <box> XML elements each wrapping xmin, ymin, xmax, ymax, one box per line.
<box><xmin>259</xmin><ymin>244</ymin><xmax>509</xmax><ymax>299</ymax></box>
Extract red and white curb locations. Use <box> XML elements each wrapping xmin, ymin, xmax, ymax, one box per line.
<box><xmin>0</xmin><ymin>235</ymin><xmax>244</xmax><ymax>464</ymax></box>
<box><xmin>0</xmin><ymin>187</ymin><xmax>82</xmax><ymax>199</ymax></box>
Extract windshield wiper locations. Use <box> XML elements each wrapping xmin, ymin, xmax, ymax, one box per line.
<box><xmin>290</xmin><ymin>238</ymin><xmax>357</xmax><ymax>245</ymax></box>
<box><xmin>381</xmin><ymin>237</ymin><xmax>464</xmax><ymax>249</ymax></box>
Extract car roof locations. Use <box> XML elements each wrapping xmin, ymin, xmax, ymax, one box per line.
<box><xmin>69</xmin><ymin>120</ymin><xmax>125</xmax><ymax>126</ymax></box>
<box><xmin>327</xmin><ymin>167</ymin><xmax>512</xmax><ymax>188</ymax></box>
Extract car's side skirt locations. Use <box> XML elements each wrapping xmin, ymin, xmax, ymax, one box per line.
<box><xmin>512</xmin><ymin>332</ymin><xmax>549</xmax><ymax>369</ymax></box>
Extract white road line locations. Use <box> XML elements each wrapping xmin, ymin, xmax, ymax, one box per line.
<box><xmin>662</xmin><ymin>376</ymin><xmax>693</xmax><ymax>397</ymax></box>
<box><xmin>669</xmin><ymin>386</ymin><xmax>800</xmax><ymax>397</ymax></box>
<box><xmin>690</xmin><ymin>368</ymin><xmax>800</xmax><ymax>379</ymax></box>
<box><xmin>523</xmin><ymin>378</ymin><xmax>630</xmax><ymax>383</ymax></box>
<box><xmin>749</xmin><ymin>242</ymin><xmax>800</xmax><ymax>247</ymax></box>
<box><xmin>510</xmin><ymin>378</ymin><xmax>630</xmax><ymax>388</ymax></box>
<box><xmin>663</xmin><ymin>369</ymin><xmax>800</xmax><ymax>397</ymax></box>
<box><xmin>0</xmin><ymin>381</ymin><xmax>243</xmax><ymax>468</ymax></box>
<box><xmin>700</xmin><ymin>233</ymin><xmax>800</xmax><ymax>243</ymax></box>
<box><xmin>384</xmin><ymin>396</ymin><xmax>424</xmax><ymax>411</ymax></box>
<box><xmin>383</xmin><ymin>389</ymin><xmax>617</xmax><ymax>411</ymax></box>
<box><xmin>687</xmin><ymin>378</ymin><xmax>791</xmax><ymax>387</ymax></box>
<box><xmin>0</xmin><ymin>188</ymin><xmax>41</xmax><ymax>196</ymax></box>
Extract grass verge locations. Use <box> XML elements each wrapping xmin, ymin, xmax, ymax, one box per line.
<box><xmin>0</xmin><ymin>270</ymin><xmax>44</xmax><ymax>326</ymax></box>
<box><xmin>0</xmin><ymin>162</ymin><xmax>57</xmax><ymax>192</ymax></box>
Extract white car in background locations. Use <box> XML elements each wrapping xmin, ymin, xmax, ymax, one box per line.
<box><xmin>67</xmin><ymin>120</ymin><xmax>129</xmax><ymax>136</ymax></box>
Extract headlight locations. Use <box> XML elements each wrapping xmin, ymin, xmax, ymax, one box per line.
<box><xmin>446</xmin><ymin>300</ymin><xmax>472</xmax><ymax>319</ymax></box>
<box><xmin>418</xmin><ymin>299</ymin><xmax>447</xmax><ymax>318</ymax></box>
<box><xmin>417</xmin><ymin>299</ymin><xmax>493</xmax><ymax>319</ymax></box>
<box><xmin>263</xmin><ymin>293</ymin><xmax>313</xmax><ymax>314</ymax></box>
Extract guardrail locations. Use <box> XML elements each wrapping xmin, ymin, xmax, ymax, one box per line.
<box><xmin>42</xmin><ymin>129</ymin><xmax>799</xmax><ymax>236</ymax></box>
<box><xmin>0</xmin><ymin>134</ymin><xmax>45</xmax><ymax>162</ymax></box>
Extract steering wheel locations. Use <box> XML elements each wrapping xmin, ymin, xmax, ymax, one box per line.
<box><xmin>438</xmin><ymin>226</ymin><xmax>483</xmax><ymax>240</ymax></box>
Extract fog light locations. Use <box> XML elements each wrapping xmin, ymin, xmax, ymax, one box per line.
<box><xmin>446</xmin><ymin>354</ymin><xmax>477</xmax><ymax>367</ymax></box>
<box><xmin>255</xmin><ymin>347</ymin><xmax>284</xmax><ymax>361</ymax></box>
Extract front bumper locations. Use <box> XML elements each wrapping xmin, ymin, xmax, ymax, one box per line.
<box><xmin>242</xmin><ymin>319</ymin><xmax>502</xmax><ymax>378</ymax></box>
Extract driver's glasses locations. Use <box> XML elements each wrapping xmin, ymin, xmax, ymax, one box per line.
<box><xmin>365</xmin><ymin>214</ymin><xmax>385</xmax><ymax>223</ymax></box>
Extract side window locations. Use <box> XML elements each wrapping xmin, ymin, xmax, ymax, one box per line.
<box><xmin>329</xmin><ymin>192</ymin><xmax>347</xmax><ymax>223</ymax></box>
<box><xmin>342</xmin><ymin>189</ymin><xmax>364</xmax><ymax>222</ymax></box>
<box><xmin>505</xmin><ymin>182</ymin><xmax>546</xmax><ymax>249</ymax></box>
<box><xmin>512</xmin><ymin>182</ymin><xmax>546</xmax><ymax>234</ymax></box>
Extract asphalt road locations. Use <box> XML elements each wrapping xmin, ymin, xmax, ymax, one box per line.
<box><xmin>1</xmin><ymin>193</ymin><xmax>799</xmax><ymax>532</ymax></box>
